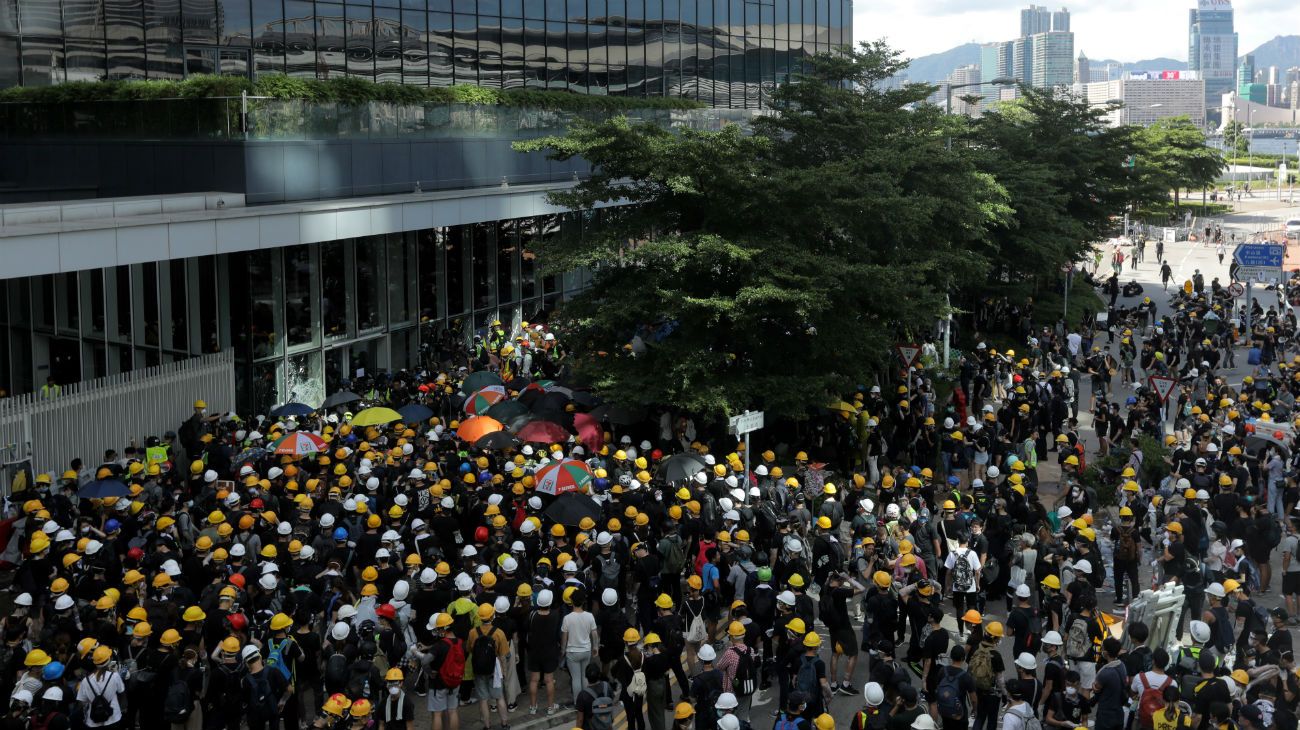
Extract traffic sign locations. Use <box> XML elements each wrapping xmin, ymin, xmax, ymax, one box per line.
<box><xmin>1228</xmin><ymin>282</ymin><xmax>1245</xmax><ymax>297</ymax></box>
<box><xmin>1149</xmin><ymin>375</ymin><xmax>1177</xmax><ymax>404</ymax></box>
<box><xmin>728</xmin><ymin>410</ymin><xmax>765</xmax><ymax>435</ymax></box>
<box><xmin>1233</xmin><ymin>243</ymin><xmax>1285</xmax><ymax>268</ymax></box>
<box><xmin>895</xmin><ymin>343</ymin><xmax>921</xmax><ymax>369</ymax></box>
<box><xmin>1237</xmin><ymin>266</ymin><xmax>1283</xmax><ymax>284</ymax></box>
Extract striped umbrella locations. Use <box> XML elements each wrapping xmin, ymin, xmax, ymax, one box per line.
<box><xmin>534</xmin><ymin>459</ymin><xmax>593</xmax><ymax>496</ymax></box>
<box><xmin>270</xmin><ymin>432</ymin><xmax>328</xmax><ymax>456</ymax></box>
<box><xmin>463</xmin><ymin>385</ymin><xmax>508</xmax><ymax>416</ymax></box>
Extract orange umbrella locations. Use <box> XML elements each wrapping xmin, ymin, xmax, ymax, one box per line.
<box><xmin>456</xmin><ymin>416</ymin><xmax>504</xmax><ymax>444</ymax></box>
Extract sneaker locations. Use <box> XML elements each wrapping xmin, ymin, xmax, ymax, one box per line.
<box><xmin>528</xmin><ymin>706</ymin><xmax>538</xmax><ymax>716</ymax></box>
<box><xmin>546</xmin><ymin>705</ymin><xmax>560</xmax><ymax>716</ymax></box>
<box><xmin>507</xmin><ymin>702</ymin><xmax>518</xmax><ymax>712</ymax></box>
<box><xmin>836</xmin><ymin>683</ymin><xmax>855</xmax><ymax>696</ymax></box>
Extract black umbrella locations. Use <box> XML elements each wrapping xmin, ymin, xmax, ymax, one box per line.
<box><xmin>461</xmin><ymin>371</ymin><xmax>504</xmax><ymax>394</ymax></box>
<box><xmin>506</xmin><ymin>376</ymin><xmax>532</xmax><ymax>391</ymax></box>
<box><xmin>571</xmin><ymin>390</ymin><xmax>599</xmax><ymax>409</ymax></box>
<box><xmin>543</xmin><ymin>492</ymin><xmax>602</xmax><ymax>526</ymax></box>
<box><xmin>530</xmin><ymin>391</ymin><xmax>571</xmax><ymax>413</ymax></box>
<box><xmin>658</xmin><ymin>453</ymin><xmax>708</xmax><ymax>483</ymax></box>
<box><xmin>271</xmin><ymin>402</ymin><xmax>315</xmax><ymax>418</ymax></box>
<box><xmin>485</xmin><ymin>400</ymin><xmax>530</xmax><ymax>423</ymax></box>
<box><xmin>476</xmin><ymin>431</ymin><xmax>522</xmax><ymax>451</ymax></box>
<box><xmin>321</xmin><ymin>390</ymin><xmax>362</xmax><ymax>409</ymax></box>
<box><xmin>77</xmin><ymin>479</ymin><xmax>131</xmax><ymax>499</ymax></box>
<box><xmin>398</xmin><ymin>403</ymin><xmax>434</xmax><ymax>423</ymax></box>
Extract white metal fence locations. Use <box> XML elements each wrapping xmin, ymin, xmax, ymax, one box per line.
<box><xmin>0</xmin><ymin>350</ymin><xmax>236</xmax><ymax>477</ymax></box>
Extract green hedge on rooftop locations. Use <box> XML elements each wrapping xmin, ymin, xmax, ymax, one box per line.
<box><xmin>0</xmin><ymin>73</ymin><xmax>707</xmax><ymax>111</ymax></box>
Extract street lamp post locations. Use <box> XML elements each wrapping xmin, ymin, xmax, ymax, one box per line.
<box><xmin>945</xmin><ymin>77</ymin><xmax>1016</xmax><ymax>116</ymax></box>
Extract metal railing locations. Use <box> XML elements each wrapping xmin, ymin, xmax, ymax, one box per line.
<box><xmin>0</xmin><ymin>350</ymin><xmax>236</xmax><ymax>476</ymax></box>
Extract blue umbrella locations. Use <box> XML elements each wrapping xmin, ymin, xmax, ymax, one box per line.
<box><xmin>271</xmin><ymin>402</ymin><xmax>316</xmax><ymax>418</ymax></box>
<box><xmin>398</xmin><ymin>403</ymin><xmax>434</xmax><ymax>423</ymax></box>
<box><xmin>77</xmin><ymin>479</ymin><xmax>131</xmax><ymax>499</ymax></box>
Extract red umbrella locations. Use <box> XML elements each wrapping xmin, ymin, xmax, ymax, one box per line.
<box><xmin>535</xmin><ymin>459</ymin><xmax>593</xmax><ymax>496</ymax></box>
<box><xmin>516</xmin><ymin>420</ymin><xmax>570</xmax><ymax>444</ymax></box>
<box><xmin>573</xmin><ymin>413</ymin><xmax>603</xmax><ymax>454</ymax></box>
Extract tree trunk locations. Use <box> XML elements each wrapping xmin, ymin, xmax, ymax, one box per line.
<box><xmin>1174</xmin><ymin>187</ymin><xmax>1180</xmax><ymax>213</ymax></box>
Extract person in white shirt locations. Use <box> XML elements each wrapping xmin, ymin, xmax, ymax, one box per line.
<box><xmin>1130</xmin><ymin>648</ymin><xmax>1177</xmax><ymax>728</ymax></box>
<box><xmin>1001</xmin><ymin>683</ymin><xmax>1036</xmax><ymax>730</ymax></box>
<box><xmin>77</xmin><ymin>646</ymin><xmax>125</xmax><ymax>728</ymax></box>
<box><xmin>561</xmin><ymin>588</ymin><xmax>599</xmax><ymax>706</ymax></box>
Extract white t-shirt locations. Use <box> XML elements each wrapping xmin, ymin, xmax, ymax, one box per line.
<box><xmin>77</xmin><ymin>670</ymin><xmax>125</xmax><ymax>727</ymax></box>
<box><xmin>1130</xmin><ymin>670</ymin><xmax>1176</xmax><ymax>698</ymax></box>
<box><xmin>1282</xmin><ymin>534</ymin><xmax>1300</xmax><ymax>573</ymax></box>
<box><xmin>945</xmin><ymin>548</ymin><xmax>981</xmax><ymax>593</ymax></box>
<box><xmin>562</xmin><ymin>610</ymin><xmax>598</xmax><ymax>653</ymax></box>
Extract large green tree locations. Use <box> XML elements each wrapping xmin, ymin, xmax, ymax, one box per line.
<box><xmin>1135</xmin><ymin>116</ymin><xmax>1226</xmax><ymax>210</ymax></box>
<box><xmin>516</xmin><ymin>42</ymin><xmax>1010</xmax><ymax>418</ymax></box>
<box><xmin>963</xmin><ymin>87</ymin><xmax>1147</xmax><ymax>292</ymax></box>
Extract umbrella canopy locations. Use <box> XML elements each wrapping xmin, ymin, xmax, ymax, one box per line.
<box><xmin>516</xmin><ymin>420</ymin><xmax>571</xmax><ymax>444</ymax></box>
<box><xmin>543</xmin><ymin>492</ymin><xmax>602</xmax><ymax>526</ymax></box>
<box><xmin>826</xmin><ymin>400</ymin><xmax>859</xmax><ymax>414</ymax></box>
<box><xmin>270</xmin><ymin>432</ymin><xmax>328</xmax><ymax>456</ymax></box>
<box><xmin>658</xmin><ymin>452</ymin><xmax>708</xmax><ymax>483</ymax></box>
<box><xmin>321</xmin><ymin>391</ymin><xmax>362</xmax><ymax>409</ymax></box>
<box><xmin>78</xmin><ymin>479</ymin><xmax>131</xmax><ymax>499</ymax></box>
<box><xmin>573</xmin><ymin>413</ymin><xmax>603</xmax><ymax>454</ymax></box>
<box><xmin>505</xmin><ymin>376</ymin><xmax>532</xmax><ymax>391</ymax></box>
<box><xmin>534</xmin><ymin>459</ymin><xmax>593</xmax><ymax>496</ymax></box>
<box><xmin>590</xmin><ymin>403</ymin><xmax>646</xmax><ymax>426</ymax></box>
<box><xmin>485</xmin><ymin>400</ymin><xmax>530</xmax><ymax>423</ymax></box>
<box><xmin>397</xmin><ymin>403</ymin><xmax>434</xmax><ymax>423</ymax></box>
<box><xmin>457</xmin><ymin>416</ymin><xmax>504</xmax><ymax>444</ymax></box>
<box><xmin>461</xmin><ymin>371</ymin><xmax>504</xmax><ymax>394</ymax></box>
<box><xmin>464</xmin><ymin>386</ymin><xmax>508</xmax><ymax>416</ymax></box>
<box><xmin>529</xmin><ymin>391</ymin><xmax>571</xmax><ymax>414</ymax></box>
<box><xmin>271</xmin><ymin>402</ymin><xmax>315</xmax><ymax>418</ymax></box>
<box><xmin>232</xmin><ymin>447</ymin><xmax>264</xmax><ymax>466</ymax></box>
<box><xmin>475</xmin><ymin>431</ymin><xmax>522</xmax><ymax>451</ymax></box>
<box><xmin>351</xmin><ymin>407</ymin><xmax>404</xmax><ymax>427</ymax></box>
<box><xmin>571</xmin><ymin>390</ymin><xmax>599</xmax><ymax>409</ymax></box>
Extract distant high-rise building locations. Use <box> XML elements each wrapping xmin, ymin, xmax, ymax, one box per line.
<box><xmin>1031</xmin><ymin>32</ymin><xmax>1075</xmax><ymax>88</ymax></box>
<box><xmin>1052</xmin><ymin>9</ymin><xmax>1071</xmax><ymax>32</ymax></box>
<box><xmin>1075</xmin><ymin>51</ymin><xmax>1091</xmax><ymax>84</ymax></box>
<box><xmin>1020</xmin><ymin>5</ymin><xmax>1070</xmax><ymax>36</ymax></box>
<box><xmin>1268</xmin><ymin>66</ymin><xmax>1279</xmax><ymax>85</ymax></box>
<box><xmin>980</xmin><ymin>41</ymin><xmax>1015</xmax><ymax>110</ymax></box>
<box><xmin>1188</xmin><ymin>0</ymin><xmax>1238</xmax><ymax>120</ymax></box>
<box><xmin>1082</xmin><ymin>73</ymin><xmax>1206</xmax><ymax>127</ymax></box>
<box><xmin>1238</xmin><ymin>54</ymin><xmax>1256</xmax><ymax>95</ymax></box>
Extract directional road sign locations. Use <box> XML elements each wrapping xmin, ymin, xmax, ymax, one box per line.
<box><xmin>728</xmin><ymin>410</ymin><xmax>765</xmax><ymax>436</ymax></box>
<box><xmin>1233</xmin><ymin>243</ymin><xmax>1285</xmax><ymax>268</ymax></box>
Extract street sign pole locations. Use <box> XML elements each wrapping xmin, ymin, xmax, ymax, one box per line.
<box><xmin>729</xmin><ymin>411</ymin><xmax>765</xmax><ymax>489</ymax></box>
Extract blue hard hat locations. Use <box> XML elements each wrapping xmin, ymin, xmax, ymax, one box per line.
<box><xmin>1126</xmin><ymin>396</ymin><xmax>1138</xmax><ymax>405</ymax></box>
<box><xmin>947</xmin><ymin>476</ymin><xmax>960</xmax><ymax>486</ymax></box>
<box><xmin>459</xmin><ymin>462</ymin><xmax>472</xmax><ymax>473</ymax></box>
<box><xmin>910</xmin><ymin>465</ymin><xmax>922</xmax><ymax>474</ymax></box>
<box><xmin>42</xmin><ymin>662</ymin><xmax>64</xmax><ymax>680</ymax></box>
<box><xmin>105</xmin><ymin>519</ymin><xmax>121</xmax><ymax>533</ymax></box>
<box><xmin>333</xmin><ymin>527</ymin><xmax>349</xmax><ymax>541</ymax></box>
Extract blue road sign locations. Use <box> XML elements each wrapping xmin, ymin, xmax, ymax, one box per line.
<box><xmin>1233</xmin><ymin>243</ymin><xmax>1285</xmax><ymax>268</ymax></box>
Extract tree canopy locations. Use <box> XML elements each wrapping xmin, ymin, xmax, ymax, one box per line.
<box><xmin>517</xmin><ymin>42</ymin><xmax>1176</xmax><ymax>419</ymax></box>
<box><xmin>1134</xmin><ymin>116</ymin><xmax>1226</xmax><ymax>209</ymax></box>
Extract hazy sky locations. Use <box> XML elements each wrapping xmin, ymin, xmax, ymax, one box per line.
<box><xmin>853</xmin><ymin>0</ymin><xmax>1297</xmax><ymax>63</ymax></box>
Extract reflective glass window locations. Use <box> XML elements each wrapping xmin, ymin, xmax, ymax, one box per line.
<box><xmin>284</xmin><ymin>244</ymin><xmax>317</xmax><ymax>347</ymax></box>
<box><xmin>194</xmin><ymin>255</ymin><xmax>220</xmax><ymax>353</ymax></box>
<box><xmin>346</xmin><ymin>2</ymin><xmax>374</xmax><ymax>78</ymax></box>
<box><xmin>540</xmin><ymin>216</ymin><xmax>561</xmax><ymax>295</ymax></box>
<box><xmin>479</xmin><ymin>0</ymin><xmax>500</xmax><ymax>17</ymax></box>
<box><xmin>287</xmin><ymin>350</ymin><xmax>324</xmax><ymax>410</ymax></box>
<box><xmin>316</xmin><ymin>2</ymin><xmax>345</xmax><ymax>76</ymax></box>
<box><xmin>66</xmin><ymin>38</ymin><xmax>108</xmax><ymax>81</ymax></box>
<box><xmin>375</xmin><ymin>5</ymin><xmax>401</xmax><ymax>81</ymax></box>
<box><xmin>283</xmin><ymin>0</ymin><xmax>315</xmax><ymax>76</ymax></box>
<box><xmin>429</xmin><ymin>10</ymin><xmax>451</xmax><ymax>84</ymax></box>
<box><xmin>356</xmin><ymin>235</ymin><xmax>385</xmax><ymax>332</ymax></box>
<box><xmin>248</xmin><ymin>249</ymin><xmax>283</xmax><ymax>359</ymax></box>
<box><xmin>388</xmin><ymin>233</ymin><xmax>418</xmax><ymax>326</ymax></box>
<box><xmin>0</xmin><ymin>35</ymin><xmax>21</xmax><ymax>87</ymax></box>
<box><xmin>416</xmin><ymin>228</ymin><xmax>441</xmax><ymax>322</ymax></box>
<box><xmin>18</xmin><ymin>0</ymin><xmax>61</xmax><ymax>35</ymax></box>
<box><xmin>445</xmin><ymin>226</ymin><xmax>467</xmax><ymax>315</ymax></box>
<box><xmin>567</xmin><ymin>0</ymin><xmax>584</xmax><ymax>21</ymax></box>
<box><xmin>524</xmin><ymin>0</ymin><xmax>542</xmax><ymax>18</ymax></box>
<box><xmin>133</xmin><ymin>262</ymin><xmax>160</xmax><ymax>348</ymax></box>
<box><xmin>497</xmin><ymin>220</ymin><xmax>519</xmax><ymax>305</ymax></box>
<box><xmin>162</xmin><ymin>259</ymin><xmax>189</xmax><ymax>353</ymax></box>
<box><xmin>219</xmin><ymin>0</ymin><xmax>253</xmax><ymax>45</ymax></box>
<box><xmin>452</xmin><ymin>12</ymin><xmax>475</xmax><ymax>83</ymax></box>
<box><xmin>502</xmin><ymin>0</ymin><xmax>522</xmax><ymax>19</ymax></box>
<box><xmin>22</xmin><ymin>37</ymin><xmax>65</xmax><ymax>85</ymax></box>
<box><xmin>472</xmin><ymin>222</ymin><xmax>494</xmax><ymax>311</ymax></box>
<box><xmin>78</xmin><ymin>269</ymin><xmax>105</xmax><ymax>338</ymax></box>
<box><xmin>182</xmin><ymin>0</ymin><xmax>219</xmax><ymax>44</ymax></box>
<box><xmin>322</xmin><ymin>239</ymin><xmax>349</xmax><ymax>339</ymax></box>
<box><xmin>429</xmin><ymin>0</ymin><xmax>449</xmax><ymax>10</ymax></box>
<box><xmin>0</xmin><ymin>0</ymin><xmax>15</xmax><ymax>33</ymax></box>
<box><xmin>108</xmin><ymin>265</ymin><xmax>132</xmax><ymax>345</ymax></box>
<box><xmin>501</xmin><ymin>16</ymin><xmax>523</xmax><ymax>86</ymax></box>
<box><xmin>478</xmin><ymin>18</ymin><xmax>501</xmax><ymax>87</ymax></box>
<box><xmin>143</xmin><ymin>0</ymin><xmax>182</xmax><ymax>79</ymax></box>
<box><xmin>401</xmin><ymin>6</ymin><xmax>428</xmax><ymax>83</ymax></box>
<box><xmin>520</xmin><ymin>219</ymin><xmax>538</xmax><ymax>300</ymax></box>
<box><xmin>65</xmin><ymin>0</ymin><xmax>107</xmax><ymax>40</ymax></box>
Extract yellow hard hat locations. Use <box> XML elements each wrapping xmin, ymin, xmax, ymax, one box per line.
<box><xmin>624</xmin><ymin>628</ymin><xmax>642</xmax><ymax>643</ymax></box>
<box><xmin>728</xmin><ymin>621</ymin><xmax>746</xmax><ymax>637</ymax></box>
<box><xmin>803</xmin><ymin>631</ymin><xmax>822</xmax><ymax>648</ymax></box>
<box><xmin>816</xmin><ymin>516</ymin><xmax>832</xmax><ymax>530</ymax></box>
<box><xmin>24</xmin><ymin>649</ymin><xmax>51</xmax><ymax>667</ymax></box>
<box><xmin>1041</xmin><ymin>574</ymin><xmax>1061</xmax><ymax>590</ymax></box>
<box><xmin>270</xmin><ymin>613</ymin><xmax>293</xmax><ymax>631</ymax></box>
<box><xmin>92</xmin><ymin>646</ymin><xmax>113</xmax><ymax>665</ymax></box>
<box><xmin>674</xmin><ymin>703</ymin><xmax>695</xmax><ymax>720</ymax></box>
<box><xmin>786</xmin><ymin>618</ymin><xmax>807</xmax><ymax>634</ymax></box>
<box><xmin>814</xmin><ymin>714</ymin><xmax>836</xmax><ymax>730</ymax></box>
<box><xmin>654</xmin><ymin>594</ymin><xmax>674</xmax><ymax>609</ymax></box>
<box><xmin>160</xmin><ymin>629</ymin><xmax>182</xmax><ymax>646</ymax></box>
<box><xmin>985</xmin><ymin>621</ymin><xmax>1004</xmax><ymax>638</ymax></box>
<box><xmin>133</xmin><ymin>622</ymin><xmax>153</xmax><ymax>638</ymax></box>
<box><xmin>182</xmin><ymin>606</ymin><xmax>207</xmax><ymax>622</ymax></box>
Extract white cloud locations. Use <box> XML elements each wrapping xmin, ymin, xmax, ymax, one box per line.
<box><xmin>853</xmin><ymin>0</ymin><xmax>1291</xmax><ymax>65</ymax></box>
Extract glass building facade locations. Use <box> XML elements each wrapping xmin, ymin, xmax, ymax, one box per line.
<box><xmin>0</xmin><ymin>0</ymin><xmax>851</xmax><ymax>107</ymax></box>
<box><xmin>0</xmin><ymin>212</ymin><xmax>594</xmax><ymax>413</ymax></box>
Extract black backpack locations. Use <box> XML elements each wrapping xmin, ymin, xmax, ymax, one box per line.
<box><xmin>245</xmin><ymin>671</ymin><xmax>277</xmax><ymax>722</ymax></box>
<box><xmin>471</xmin><ymin>628</ymin><xmax>499</xmax><ymax>676</ymax></box>
<box><xmin>88</xmin><ymin>676</ymin><xmax>114</xmax><ymax>724</ymax></box>
<box><xmin>346</xmin><ymin>660</ymin><xmax>375</xmax><ymax>698</ymax></box>
<box><xmin>324</xmin><ymin>652</ymin><xmax>350</xmax><ymax>693</ymax></box>
<box><xmin>163</xmin><ymin>677</ymin><xmax>193</xmax><ymax>724</ymax></box>
<box><xmin>729</xmin><ymin>646</ymin><xmax>757</xmax><ymax>696</ymax></box>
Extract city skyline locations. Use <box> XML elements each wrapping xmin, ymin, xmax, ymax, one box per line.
<box><xmin>853</xmin><ymin>0</ymin><xmax>1293</xmax><ymax>65</ymax></box>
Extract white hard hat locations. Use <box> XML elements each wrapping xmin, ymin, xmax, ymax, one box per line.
<box><xmin>785</xmin><ymin>537</ymin><xmax>803</xmax><ymax>554</ymax></box>
<box><xmin>886</xmin><ymin>504</ymin><xmax>900</xmax><ymax>520</ymax></box>
<box><xmin>1196</xmin><ymin>489</ymin><xmax>1210</xmax><ymax>501</ymax></box>
<box><xmin>320</xmin><ymin>513</ymin><xmax>336</xmax><ymax>528</ymax></box>
<box><xmin>911</xmin><ymin>716</ymin><xmax>938</xmax><ymax>730</ymax></box>
<box><xmin>230</xmin><ymin>543</ymin><xmax>246</xmax><ymax>557</ymax></box>
<box><xmin>461</xmin><ymin>545</ymin><xmax>478</xmax><ymax>558</ymax></box>
<box><xmin>337</xmin><ymin>604</ymin><xmax>358</xmax><ymax>620</ymax></box>
<box><xmin>718</xmin><ymin>498</ymin><xmax>734</xmax><ymax>512</ymax></box>
<box><xmin>724</xmin><ymin>475</ymin><xmax>738</xmax><ymax>489</ymax></box>
<box><xmin>419</xmin><ymin>567</ymin><xmax>437</xmax><ymax>585</ymax></box>
<box><xmin>698</xmin><ymin>644</ymin><xmax>717</xmax><ymax>662</ymax></box>
<box><xmin>375</xmin><ymin>548</ymin><xmax>391</xmax><ymax>559</ymax></box>
<box><xmin>502</xmin><ymin>557</ymin><xmax>519</xmax><ymax>573</ymax></box>
<box><xmin>393</xmin><ymin>581</ymin><xmax>410</xmax><ymax>601</ymax></box>
<box><xmin>1057</xmin><ymin>506</ymin><xmax>1072</xmax><ymax>519</ymax></box>
<box><xmin>562</xmin><ymin>560</ymin><xmax>578</xmax><ymax>573</ymax></box>
<box><xmin>985</xmin><ymin>465</ymin><xmax>1000</xmax><ymax>479</ymax></box>
<box><xmin>754</xmin><ymin>465</ymin><xmax>768</xmax><ymax>476</ymax></box>
<box><xmin>537</xmin><ymin>589</ymin><xmax>554</xmax><ymax>607</ymax></box>
<box><xmin>596</xmin><ymin>532</ymin><xmax>613</xmax><ymax>546</ymax></box>
<box><xmin>277</xmin><ymin>522</ymin><xmax>292</xmax><ymax>536</ymax></box>
<box><xmin>777</xmin><ymin>590</ymin><xmax>796</xmax><ymax>606</ymax></box>
<box><xmin>717</xmin><ymin>716</ymin><xmax>740</xmax><ymax>730</ymax></box>
<box><xmin>299</xmin><ymin>545</ymin><xmax>315</xmax><ymax>560</ymax></box>
<box><xmin>487</xmin><ymin>493</ymin><xmax>504</xmax><ymax>506</ymax></box>
<box><xmin>716</xmin><ymin>692</ymin><xmax>738</xmax><ymax>710</ymax></box>
<box><xmin>494</xmin><ymin>596</ymin><xmax>511</xmax><ymax>614</ymax></box>
<box><xmin>241</xmin><ymin>645</ymin><xmax>261</xmax><ymax>661</ymax></box>
<box><xmin>1190</xmin><ymin>620</ymin><xmax>1211</xmax><ymax>644</ymax></box>
<box><xmin>441</xmin><ymin>497</ymin><xmax>455</xmax><ymax>509</ymax></box>
<box><xmin>694</xmin><ymin>472</ymin><xmax>708</xmax><ymax>485</ymax></box>
<box><xmin>723</xmin><ymin>510</ymin><xmax>741</xmax><ymax>522</ymax></box>
<box><xmin>863</xmin><ymin>681</ymin><xmax>885</xmax><ymax>706</ymax></box>
<box><xmin>1042</xmin><ymin>631</ymin><xmax>1063</xmax><ymax>646</ymax></box>
<box><xmin>602</xmin><ymin>588</ymin><xmax>618</xmax><ymax>606</ymax></box>
<box><xmin>382</xmin><ymin>530</ymin><xmax>400</xmax><ymax>542</ymax></box>
<box><xmin>1015</xmin><ymin>652</ymin><xmax>1037</xmax><ymax>670</ymax></box>
<box><xmin>40</xmin><ymin>687</ymin><xmax>63</xmax><ymax>702</ymax></box>
<box><xmin>12</xmin><ymin>690</ymin><xmax>32</xmax><ymax>706</ymax></box>
<box><xmin>1015</xmin><ymin>584</ymin><xmax>1031</xmax><ymax>599</ymax></box>
<box><xmin>259</xmin><ymin>574</ymin><xmax>278</xmax><ymax>591</ymax></box>
<box><xmin>54</xmin><ymin>594</ymin><xmax>74</xmax><ymax>611</ymax></box>
<box><xmin>260</xmin><ymin>562</ymin><xmax>279</xmax><ymax>575</ymax></box>
<box><xmin>454</xmin><ymin>573</ymin><xmax>474</xmax><ymax>592</ymax></box>
<box><xmin>1074</xmin><ymin>559</ymin><xmax>1092</xmax><ymax>575</ymax></box>
<box><xmin>1205</xmin><ymin>582</ymin><xmax>1226</xmax><ymax>598</ymax></box>
<box><xmin>268</xmin><ymin>467</ymin><xmax>284</xmax><ymax>480</ymax></box>
<box><xmin>14</xmin><ymin>593</ymin><xmax>32</xmax><ymax>607</ymax></box>
<box><xmin>527</xmin><ymin>496</ymin><xmax>543</xmax><ymax>511</ymax></box>
<box><xmin>331</xmin><ymin>622</ymin><xmax>351</xmax><ymax>641</ymax></box>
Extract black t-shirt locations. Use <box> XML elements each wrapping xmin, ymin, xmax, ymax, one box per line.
<box><xmin>922</xmin><ymin>627</ymin><xmax>950</xmax><ymax>691</ymax></box>
<box><xmin>1192</xmin><ymin>675</ymin><xmax>1232</xmax><ymax>727</ymax></box>
<box><xmin>576</xmin><ymin>681</ymin><xmax>614</xmax><ymax>730</ymax></box>
<box><xmin>1007</xmin><ymin>605</ymin><xmax>1040</xmax><ymax>656</ymax></box>
<box><xmin>938</xmin><ymin>665</ymin><xmax>976</xmax><ymax>714</ymax></box>
<box><xmin>379</xmin><ymin>692</ymin><xmax>416</xmax><ymax>730</ymax></box>
<box><xmin>1166</xmin><ymin>541</ymin><xmax>1187</xmax><ymax>578</ymax></box>
<box><xmin>1047</xmin><ymin>690</ymin><xmax>1086</xmax><ymax>726</ymax></box>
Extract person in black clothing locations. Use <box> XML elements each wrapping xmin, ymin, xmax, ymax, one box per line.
<box><xmin>689</xmin><ymin>646</ymin><xmax>723</xmax><ymax>730</ymax></box>
<box><xmin>920</xmin><ymin>607</ymin><xmax>950</xmax><ymax>696</ymax></box>
<box><xmin>935</xmin><ymin>645</ymin><xmax>976</xmax><ymax>730</ymax></box>
<box><xmin>1191</xmin><ymin>653</ymin><xmax>1231</xmax><ymax>730</ymax></box>
<box><xmin>241</xmin><ymin>645</ymin><xmax>288</xmax><ymax>730</ymax></box>
<box><xmin>379</xmin><ymin>668</ymin><xmax>415</xmax><ymax>730</ymax></box>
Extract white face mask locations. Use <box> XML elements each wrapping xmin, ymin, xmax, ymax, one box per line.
<box><xmin>1065</xmin><ymin>687</ymin><xmax>1078</xmax><ymax>698</ymax></box>
<box><xmin>388</xmin><ymin>686</ymin><xmax>401</xmax><ymax>696</ymax></box>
